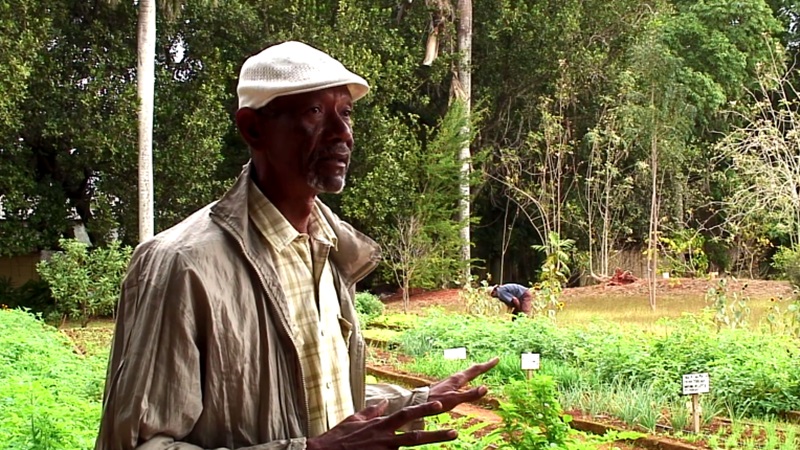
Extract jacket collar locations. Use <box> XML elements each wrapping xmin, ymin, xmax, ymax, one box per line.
<box><xmin>209</xmin><ymin>162</ymin><xmax>380</xmax><ymax>287</ymax></box>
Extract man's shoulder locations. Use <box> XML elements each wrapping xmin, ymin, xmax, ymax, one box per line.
<box><xmin>132</xmin><ymin>202</ymin><xmax>232</xmax><ymax>268</ymax></box>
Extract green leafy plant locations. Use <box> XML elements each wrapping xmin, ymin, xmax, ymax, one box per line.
<box><xmin>354</xmin><ymin>292</ymin><xmax>384</xmax><ymax>327</ymax></box>
<box><xmin>668</xmin><ymin>400</ymin><xmax>690</xmax><ymax>432</ymax></box>
<box><xmin>532</xmin><ymin>232</ymin><xmax>574</xmax><ymax>320</ymax></box>
<box><xmin>417</xmin><ymin>413</ymin><xmax>504</xmax><ymax>450</ymax></box>
<box><xmin>460</xmin><ymin>276</ymin><xmax>508</xmax><ymax>317</ymax></box>
<box><xmin>765</xmin><ymin>295</ymin><xmax>800</xmax><ymax>338</ymax></box>
<box><xmin>496</xmin><ymin>375</ymin><xmax>572</xmax><ymax>449</ymax></box>
<box><xmin>660</xmin><ymin>230</ymin><xmax>709</xmax><ymax>277</ymax></box>
<box><xmin>36</xmin><ymin>238</ymin><xmax>132</xmax><ymax>327</ymax></box>
<box><xmin>0</xmin><ymin>309</ymin><xmax>106</xmax><ymax>449</ymax></box>
<box><xmin>612</xmin><ymin>383</ymin><xmax>663</xmax><ymax>432</ymax></box>
<box><xmin>772</xmin><ymin>245</ymin><xmax>800</xmax><ymax>288</ymax></box>
<box><xmin>704</xmin><ymin>278</ymin><xmax>750</xmax><ymax>331</ymax></box>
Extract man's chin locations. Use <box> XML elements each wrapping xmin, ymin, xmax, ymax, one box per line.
<box><xmin>309</xmin><ymin>175</ymin><xmax>346</xmax><ymax>194</ymax></box>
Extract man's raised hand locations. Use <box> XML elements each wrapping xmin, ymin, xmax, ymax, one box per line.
<box><xmin>306</xmin><ymin>358</ymin><xmax>499</xmax><ymax>449</ymax></box>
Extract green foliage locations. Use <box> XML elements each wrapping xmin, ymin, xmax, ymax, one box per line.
<box><xmin>417</xmin><ymin>414</ymin><xmax>504</xmax><ymax>450</ymax></box>
<box><xmin>704</xmin><ymin>278</ymin><xmax>751</xmax><ymax>331</ymax></box>
<box><xmin>354</xmin><ymin>292</ymin><xmax>384</xmax><ymax>327</ymax></box>
<box><xmin>460</xmin><ymin>276</ymin><xmax>507</xmax><ymax>317</ymax></box>
<box><xmin>496</xmin><ymin>375</ymin><xmax>572</xmax><ymax>449</ymax></box>
<box><xmin>532</xmin><ymin>232</ymin><xmax>574</xmax><ymax>320</ymax></box>
<box><xmin>0</xmin><ymin>0</ymin><xmax>793</xmax><ymax>287</ymax></box>
<box><xmin>612</xmin><ymin>383</ymin><xmax>664</xmax><ymax>431</ymax></box>
<box><xmin>370</xmin><ymin>100</ymin><xmax>476</xmax><ymax>300</ymax></box>
<box><xmin>661</xmin><ymin>230</ymin><xmax>709</xmax><ymax>276</ymax></box>
<box><xmin>369</xmin><ymin>313</ymin><xmax>418</xmax><ymax>330</ymax></box>
<box><xmin>772</xmin><ymin>245</ymin><xmax>800</xmax><ymax>288</ymax></box>
<box><xmin>399</xmin><ymin>311</ymin><xmax>800</xmax><ymax>418</ymax></box>
<box><xmin>36</xmin><ymin>238</ymin><xmax>132</xmax><ymax>326</ymax></box>
<box><xmin>0</xmin><ymin>309</ymin><xmax>106</xmax><ymax>449</ymax></box>
<box><xmin>765</xmin><ymin>296</ymin><xmax>800</xmax><ymax>339</ymax></box>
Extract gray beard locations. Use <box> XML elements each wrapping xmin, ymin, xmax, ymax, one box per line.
<box><xmin>308</xmin><ymin>173</ymin><xmax>346</xmax><ymax>194</ymax></box>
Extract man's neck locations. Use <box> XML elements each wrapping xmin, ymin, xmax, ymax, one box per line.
<box><xmin>253</xmin><ymin>173</ymin><xmax>316</xmax><ymax>234</ymax></box>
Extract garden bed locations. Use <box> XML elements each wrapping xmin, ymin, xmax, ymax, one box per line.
<box><xmin>366</xmin><ymin>341</ymin><xmax>800</xmax><ymax>450</ymax></box>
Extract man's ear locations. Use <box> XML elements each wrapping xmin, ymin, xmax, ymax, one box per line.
<box><xmin>235</xmin><ymin>108</ymin><xmax>262</xmax><ymax>148</ymax></box>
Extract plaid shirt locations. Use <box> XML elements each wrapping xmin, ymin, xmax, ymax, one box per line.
<box><xmin>248</xmin><ymin>182</ymin><xmax>354</xmax><ymax>437</ymax></box>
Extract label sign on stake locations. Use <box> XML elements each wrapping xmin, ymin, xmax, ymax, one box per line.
<box><xmin>682</xmin><ymin>373</ymin><xmax>710</xmax><ymax>395</ymax></box>
<box><xmin>682</xmin><ymin>372</ymin><xmax>710</xmax><ymax>434</ymax></box>
<box><xmin>521</xmin><ymin>353</ymin><xmax>540</xmax><ymax>370</ymax></box>
<box><xmin>443</xmin><ymin>347</ymin><xmax>467</xmax><ymax>360</ymax></box>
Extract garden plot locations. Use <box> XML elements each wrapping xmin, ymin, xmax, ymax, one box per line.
<box><xmin>363</xmin><ymin>295</ymin><xmax>800</xmax><ymax>450</ymax></box>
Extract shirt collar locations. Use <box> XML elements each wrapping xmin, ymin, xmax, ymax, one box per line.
<box><xmin>248</xmin><ymin>181</ymin><xmax>338</xmax><ymax>252</ymax></box>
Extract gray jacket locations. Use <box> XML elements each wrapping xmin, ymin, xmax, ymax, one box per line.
<box><xmin>95</xmin><ymin>164</ymin><xmax>428</xmax><ymax>450</ymax></box>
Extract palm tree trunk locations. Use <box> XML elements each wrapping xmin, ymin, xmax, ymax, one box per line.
<box><xmin>456</xmin><ymin>0</ymin><xmax>472</xmax><ymax>282</ymax></box>
<box><xmin>137</xmin><ymin>0</ymin><xmax>156</xmax><ymax>241</ymax></box>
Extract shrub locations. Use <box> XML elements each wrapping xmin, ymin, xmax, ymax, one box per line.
<box><xmin>36</xmin><ymin>238</ymin><xmax>132</xmax><ymax>327</ymax></box>
<box><xmin>354</xmin><ymin>291</ymin><xmax>384</xmax><ymax>326</ymax></box>
<box><xmin>497</xmin><ymin>375</ymin><xmax>572</xmax><ymax>449</ymax></box>
<box><xmin>772</xmin><ymin>245</ymin><xmax>800</xmax><ymax>288</ymax></box>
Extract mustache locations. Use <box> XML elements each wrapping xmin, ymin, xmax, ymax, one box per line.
<box><xmin>310</xmin><ymin>143</ymin><xmax>351</xmax><ymax>163</ymax></box>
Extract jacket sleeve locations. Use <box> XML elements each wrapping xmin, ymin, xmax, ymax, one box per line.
<box><xmin>365</xmin><ymin>384</ymin><xmax>430</xmax><ymax>430</ymax></box>
<box><xmin>95</xmin><ymin>245</ymin><xmax>306</xmax><ymax>450</ymax></box>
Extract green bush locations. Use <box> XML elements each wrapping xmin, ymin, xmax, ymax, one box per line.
<box><xmin>0</xmin><ymin>309</ymin><xmax>106</xmax><ymax>449</ymax></box>
<box><xmin>354</xmin><ymin>291</ymin><xmax>384</xmax><ymax>326</ymax></box>
<box><xmin>497</xmin><ymin>375</ymin><xmax>572</xmax><ymax>449</ymax></box>
<box><xmin>37</xmin><ymin>238</ymin><xmax>132</xmax><ymax>327</ymax></box>
<box><xmin>772</xmin><ymin>245</ymin><xmax>800</xmax><ymax>288</ymax></box>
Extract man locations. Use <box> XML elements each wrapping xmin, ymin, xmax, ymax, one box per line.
<box><xmin>95</xmin><ymin>41</ymin><xmax>497</xmax><ymax>450</ymax></box>
<box><xmin>490</xmin><ymin>283</ymin><xmax>532</xmax><ymax>319</ymax></box>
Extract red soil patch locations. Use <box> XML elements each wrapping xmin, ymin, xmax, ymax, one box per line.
<box><xmin>382</xmin><ymin>278</ymin><xmax>795</xmax><ymax>314</ymax></box>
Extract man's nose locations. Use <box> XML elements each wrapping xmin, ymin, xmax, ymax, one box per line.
<box><xmin>324</xmin><ymin>112</ymin><xmax>353</xmax><ymax>146</ymax></box>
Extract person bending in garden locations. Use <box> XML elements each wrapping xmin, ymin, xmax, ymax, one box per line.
<box><xmin>491</xmin><ymin>283</ymin><xmax>533</xmax><ymax>319</ymax></box>
<box><xmin>95</xmin><ymin>41</ymin><xmax>498</xmax><ymax>450</ymax></box>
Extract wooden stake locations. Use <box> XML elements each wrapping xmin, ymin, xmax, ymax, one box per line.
<box><xmin>692</xmin><ymin>393</ymin><xmax>700</xmax><ymax>433</ymax></box>
<box><xmin>526</xmin><ymin>369</ymin><xmax>533</xmax><ymax>380</ymax></box>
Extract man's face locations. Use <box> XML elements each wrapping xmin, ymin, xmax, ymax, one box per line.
<box><xmin>256</xmin><ymin>86</ymin><xmax>354</xmax><ymax>194</ymax></box>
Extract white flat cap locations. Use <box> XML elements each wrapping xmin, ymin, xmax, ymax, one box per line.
<box><xmin>237</xmin><ymin>41</ymin><xmax>370</xmax><ymax>110</ymax></box>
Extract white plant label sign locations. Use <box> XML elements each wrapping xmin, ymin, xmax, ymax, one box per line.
<box><xmin>521</xmin><ymin>353</ymin><xmax>540</xmax><ymax>370</ymax></box>
<box><xmin>682</xmin><ymin>373</ymin><xmax>710</xmax><ymax>395</ymax></box>
<box><xmin>443</xmin><ymin>347</ymin><xmax>467</xmax><ymax>360</ymax></box>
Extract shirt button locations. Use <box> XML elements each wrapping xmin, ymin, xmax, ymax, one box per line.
<box><xmin>320</xmin><ymin>330</ymin><xmax>325</xmax><ymax>337</ymax></box>
<box><xmin>326</xmin><ymin>382</ymin><xmax>332</xmax><ymax>389</ymax></box>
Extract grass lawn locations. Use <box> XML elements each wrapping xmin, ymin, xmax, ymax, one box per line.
<box><xmin>558</xmin><ymin>293</ymin><xmax>783</xmax><ymax>332</ymax></box>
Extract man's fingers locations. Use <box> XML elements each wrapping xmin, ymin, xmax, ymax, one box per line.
<box><xmin>351</xmin><ymin>399</ymin><xmax>389</xmax><ymax>421</ymax></box>
<box><xmin>454</xmin><ymin>357</ymin><xmax>500</xmax><ymax>385</ymax></box>
<box><xmin>381</xmin><ymin>401</ymin><xmax>444</xmax><ymax>430</ymax></box>
<box><xmin>436</xmin><ymin>386</ymin><xmax>489</xmax><ymax>412</ymax></box>
<box><xmin>391</xmin><ymin>429</ymin><xmax>459</xmax><ymax>447</ymax></box>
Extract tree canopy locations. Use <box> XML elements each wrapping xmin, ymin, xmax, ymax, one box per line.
<box><xmin>0</xmin><ymin>0</ymin><xmax>794</xmax><ymax>285</ymax></box>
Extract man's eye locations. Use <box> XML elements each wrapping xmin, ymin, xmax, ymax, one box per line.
<box><xmin>342</xmin><ymin>109</ymin><xmax>353</xmax><ymax>118</ymax></box>
<box><xmin>308</xmin><ymin>106</ymin><xmax>322</xmax><ymax>115</ymax></box>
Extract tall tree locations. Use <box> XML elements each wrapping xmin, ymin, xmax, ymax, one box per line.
<box><xmin>455</xmin><ymin>0</ymin><xmax>473</xmax><ymax>281</ymax></box>
<box><xmin>137</xmin><ymin>0</ymin><xmax>156</xmax><ymax>241</ymax></box>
